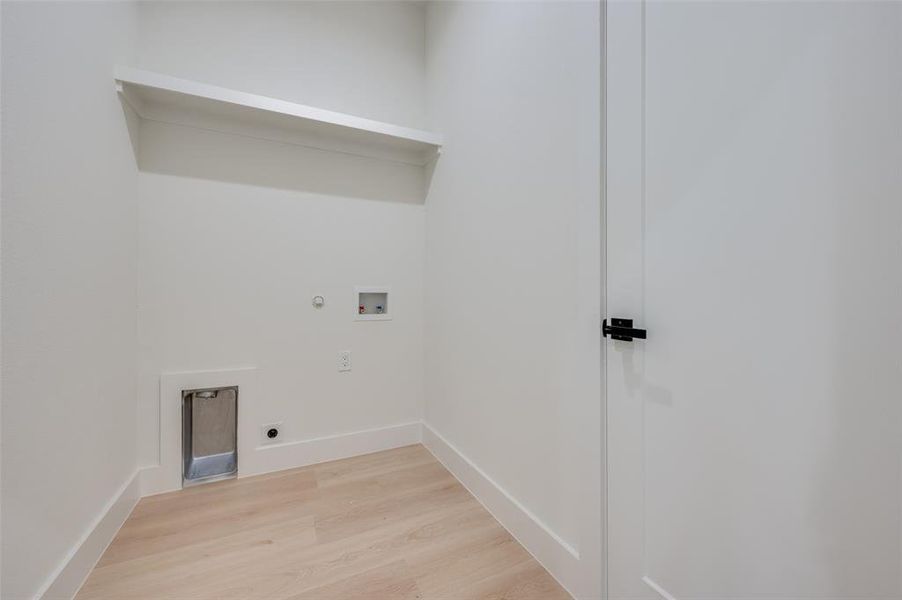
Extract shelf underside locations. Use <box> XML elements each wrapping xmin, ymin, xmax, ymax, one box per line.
<box><xmin>115</xmin><ymin>67</ymin><xmax>442</xmax><ymax>166</ymax></box>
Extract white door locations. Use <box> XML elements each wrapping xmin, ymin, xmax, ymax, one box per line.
<box><xmin>605</xmin><ymin>2</ymin><xmax>902</xmax><ymax>599</ymax></box>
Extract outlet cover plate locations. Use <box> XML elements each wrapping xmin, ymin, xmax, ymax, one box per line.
<box><xmin>338</xmin><ymin>350</ymin><xmax>351</xmax><ymax>372</ymax></box>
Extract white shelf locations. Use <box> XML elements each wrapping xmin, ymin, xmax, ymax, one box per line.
<box><xmin>114</xmin><ymin>66</ymin><xmax>442</xmax><ymax>166</ymax></box>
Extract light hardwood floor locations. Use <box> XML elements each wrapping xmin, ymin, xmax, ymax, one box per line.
<box><xmin>77</xmin><ymin>444</ymin><xmax>571</xmax><ymax>599</ymax></box>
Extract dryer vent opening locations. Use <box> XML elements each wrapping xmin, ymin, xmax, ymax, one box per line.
<box><xmin>182</xmin><ymin>386</ymin><xmax>238</xmax><ymax>487</ymax></box>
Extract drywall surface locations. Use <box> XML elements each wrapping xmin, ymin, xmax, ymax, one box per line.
<box><xmin>134</xmin><ymin>2</ymin><xmax>427</xmax><ymax>472</ymax></box>
<box><xmin>136</xmin><ymin>0</ymin><xmax>426</xmax><ymax>128</ymax></box>
<box><xmin>0</xmin><ymin>2</ymin><xmax>139</xmax><ymax>597</ymax></box>
<box><xmin>424</xmin><ymin>2</ymin><xmax>602</xmax><ymax>597</ymax></box>
<box><xmin>137</xmin><ymin>173</ymin><xmax>425</xmax><ymax>470</ymax></box>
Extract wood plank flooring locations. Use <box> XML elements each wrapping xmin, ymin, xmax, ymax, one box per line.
<box><xmin>77</xmin><ymin>444</ymin><xmax>571</xmax><ymax>599</ymax></box>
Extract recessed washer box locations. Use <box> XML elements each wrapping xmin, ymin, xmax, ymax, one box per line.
<box><xmin>355</xmin><ymin>286</ymin><xmax>391</xmax><ymax>321</ymax></box>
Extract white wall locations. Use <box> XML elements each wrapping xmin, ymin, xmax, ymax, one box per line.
<box><xmin>134</xmin><ymin>1</ymin><xmax>427</xmax><ymax>480</ymax></box>
<box><xmin>423</xmin><ymin>2</ymin><xmax>602</xmax><ymax>597</ymax></box>
<box><xmin>1</xmin><ymin>2</ymin><xmax>139</xmax><ymax>597</ymax></box>
<box><xmin>2</xmin><ymin>3</ymin><xmax>602</xmax><ymax>596</ymax></box>
<box><xmin>137</xmin><ymin>174</ymin><xmax>425</xmax><ymax>470</ymax></box>
<box><xmin>136</xmin><ymin>0</ymin><xmax>426</xmax><ymax>128</ymax></box>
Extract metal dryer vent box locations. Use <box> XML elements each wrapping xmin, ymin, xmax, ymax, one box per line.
<box><xmin>182</xmin><ymin>386</ymin><xmax>238</xmax><ymax>487</ymax></box>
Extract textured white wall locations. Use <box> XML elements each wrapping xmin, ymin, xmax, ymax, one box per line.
<box><xmin>1</xmin><ymin>2</ymin><xmax>139</xmax><ymax>597</ymax></box>
<box><xmin>423</xmin><ymin>2</ymin><xmax>603</xmax><ymax>597</ymax></box>
<box><xmin>134</xmin><ymin>2</ymin><xmax>427</xmax><ymax>470</ymax></box>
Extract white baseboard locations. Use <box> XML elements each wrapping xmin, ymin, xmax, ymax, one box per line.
<box><xmin>422</xmin><ymin>423</ymin><xmax>588</xmax><ymax>600</ymax></box>
<box><xmin>245</xmin><ymin>421</ymin><xmax>423</xmax><ymax>477</ymax></box>
<box><xmin>37</xmin><ymin>471</ymin><xmax>141</xmax><ymax>600</ymax></box>
<box><xmin>140</xmin><ymin>420</ymin><xmax>423</xmax><ymax>496</ymax></box>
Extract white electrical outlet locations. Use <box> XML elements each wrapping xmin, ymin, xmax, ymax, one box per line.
<box><xmin>338</xmin><ymin>350</ymin><xmax>351</xmax><ymax>372</ymax></box>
